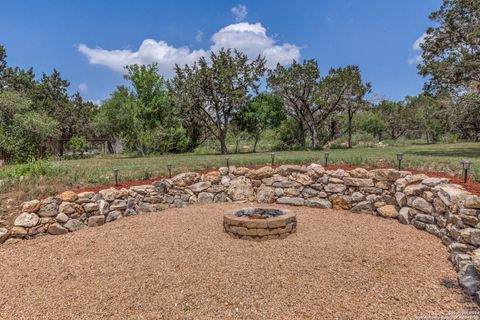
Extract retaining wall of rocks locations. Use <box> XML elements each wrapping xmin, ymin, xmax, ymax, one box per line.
<box><xmin>2</xmin><ymin>164</ymin><xmax>480</xmax><ymax>300</ymax></box>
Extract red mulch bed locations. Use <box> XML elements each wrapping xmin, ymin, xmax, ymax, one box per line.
<box><xmin>43</xmin><ymin>163</ymin><xmax>480</xmax><ymax>199</ymax></box>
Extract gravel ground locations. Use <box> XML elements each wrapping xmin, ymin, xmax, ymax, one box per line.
<box><xmin>0</xmin><ymin>203</ymin><xmax>478</xmax><ymax>319</ymax></box>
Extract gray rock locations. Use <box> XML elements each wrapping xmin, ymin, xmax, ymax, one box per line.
<box><xmin>461</xmin><ymin>228</ymin><xmax>480</xmax><ymax>246</ymax></box>
<box><xmin>64</xmin><ymin>219</ymin><xmax>86</xmax><ymax>232</ymax></box>
<box><xmin>38</xmin><ymin>201</ymin><xmax>59</xmax><ymax>217</ymax></box>
<box><xmin>351</xmin><ymin>192</ymin><xmax>365</xmax><ymax>202</ymax></box>
<box><xmin>305</xmin><ymin>198</ymin><xmax>332</xmax><ymax>208</ymax></box>
<box><xmin>153</xmin><ymin>180</ymin><xmax>170</xmax><ymax>193</ymax></box>
<box><xmin>256</xmin><ymin>185</ymin><xmax>275</xmax><ymax>203</ymax></box>
<box><xmin>197</xmin><ymin>192</ymin><xmax>214</xmax><ymax>204</ymax></box>
<box><xmin>110</xmin><ymin>199</ymin><xmax>127</xmax><ymax>211</ymax></box>
<box><xmin>214</xmin><ymin>192</ymin><xmax>228</xmax><ymax>203</ymax></box>
<box><xmin>55</xmin><ymin>212</ymin><xmax>69</xmax><ymax>223</ymax></box>
<box><xmin>301</xmin><ymin>187</ymin><xmax>320</xmax><ymax>197</ymax></box>
<box><xmin>228</xmin><ymin>177</ymin><xmax>253</xmax><ymax>201</ymax></box>
<box><xmin>412</xmin><ymin>197</ymin><xmax>433</xmax><ymax>214</ymax></box>
<box><xmin>88</xmin><ymin>215</ymin><xmax>105</xmax><ymax>227</ymax></box>
<box><xmin>398</xmin><ymin>207</ymin><xmax>410</xmax><ymax>224</ymax></box>
<box><xmin>106</xmin><ymin>210</ymin><xmax>122</xmax><ymax>223</ymax></box>
<box><xmin>433</xmin><ymin>197</ymin><xmax>447</xmax><ymax>214</ymax></box>
<box><xmin>0</xmin><ymin>227</ymin><xmax>9</xmax><ymax>243</ymax></box>
<box><xmin>415</xmin><ymin>213</ymin><xmax>435</xmax><ymax>224</ymax></box>
<box><xmin>276</xmin><ymin>197</ymin><xmax>305</xmax><ymax>206</ymax></box>
<box><xmin>14</xmin><ymin>213</ymin><xmax>40</xmax><ymax>227</ymax></box>
<box><xmin>188</xmin><ymin>181</ymin><xmax>211</xmax><ymax>193</ymax></box>
<box><xmin>412</xmin><ymin>219</ymin><xmax>426</xmax><ymax>230</ymax></box>
<box><xmin>98</xmin><ymin>200</ymin><xmax>109</xmax><ymax>216</ymax></box>
<box><xmin>465</xmin><ymin>195</ymin><xmax>480</xmax><ymax>209</ymax></box>
<box><xmin>395</xmin><ymin>192</ymin><xmax>407</xmax><ymax>207</ymax></box>
<box><xmin>458</xmin><ymin>264</ymin><xmax>480</xmax><ymax>295</ymax></box>
<box><xmin>47</xmin><ymin>223</ymin><xmax>68</xmax><ymax>235</ymax></box>
<box><xmin>324</xmin><ymin>184</ymin><xmax>346</xmax><ymax>193</ymax></box>
<box><xmin>343</xmin><ymin>177</ymin><xmax>374</xmax><ymax>187</ymax></box>
<box><xmin>360</xmin><ymin>187</ymin><xmax>383</xmax><ymax>195</ymax></box>
<box><xmin>434</xmin><ymin>184</ymin><xmax>469</xmax><ymax>207</ymax></box>
<box><xmin>422</xmin><ymin>177</ymin><xmax>449</xmax><ymax>186</ymax></box>
<box><xmin>83</xmin><ymin>202</ymin><xmax>98</xmax><ymax>213</ymax></box>
<box><xmin>139</xmin><ymin>203</ymin><xmax>155</xmax><ymax>212</ymax></box>
<box><xmin>425</xmin><ymin>224</ymin><xmax>440</xmax><ymax>236</ymax></box>
<box><xmin>351</xmin><ymin>201</ymin><xmax>374</xmax><ymax>214</ymax></box>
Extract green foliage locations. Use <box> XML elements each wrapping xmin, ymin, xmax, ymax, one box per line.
<box><xmin>67</xmin><ymin>136</ymin><xmax>91</xmax><ymax>154</ymax></box>
<box><xmin>355</xmin><ymin>110</ymin><xmax>385</xmax><ymax>140</ymax></box>
<box><xmin>419</xmin><ymin>0</ymin><xmax>480</xmax><ymax>94</ymax></box>
<box><xmin>234</xmin><ymin>93</ymin><xmax>285</xmax><ymax>152</ymax></box>
<box><xmin>173</xmin><ymin>48</ymin><xmax>266</xmax><ymax>154</ymax></box>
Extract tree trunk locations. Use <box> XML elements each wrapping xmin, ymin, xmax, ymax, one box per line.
<box><xmin>347</xmin><ymin>113</ymin><xmax>353</xmax><ymax>148</ymax></box>
<box><xmin>253</xmin><ymin>133</ymin><xmax>260</xmax><ymax>153</ymax></box>
<box><xmin>219</xmin><ymin>132</ymin><xmax>228</xmax><ymax>154</ymax></box>
<box><xmin>310</xmin><ymin>125</ymin><xmax>319</xmax><ymax>150</ymax></box>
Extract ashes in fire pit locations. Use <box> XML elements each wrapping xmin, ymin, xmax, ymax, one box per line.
<box><xmin>224</xmin><ymin>208</ymin><xmax>297</xmax><ymax>241</ymax></box>
<box><xmin>234</xmin><ymin>207</ymin><xmax>285</xmax><ymax>219</ymax></box>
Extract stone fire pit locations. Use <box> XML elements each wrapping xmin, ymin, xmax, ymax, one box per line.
<box><xmin>223</xmin><ymin>208</ymin><xmax>297</xmax><ymax>240</ymax></box>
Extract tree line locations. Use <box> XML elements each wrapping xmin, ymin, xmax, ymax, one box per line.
<box><xmin>0</xmin><ymin>0</ymin><xmax>478</xmax><ymax>163</ymax></box>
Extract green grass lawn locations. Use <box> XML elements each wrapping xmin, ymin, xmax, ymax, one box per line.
<box><xmin>1</xmin><ymin>142</ymin><xmax>479</xmax><ymax>201</ymax></box>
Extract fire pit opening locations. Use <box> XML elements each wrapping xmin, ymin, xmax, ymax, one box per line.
<box><xmin>224</xmin><ymin>207</ymin><xmax>297</xmax><ymax>241</ymax></box>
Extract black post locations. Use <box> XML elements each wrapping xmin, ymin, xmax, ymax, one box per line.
<box><xmin>271</xmin><ymin>153</ymin><xmax>275</xmax><ymax>166</ymax></box>
<box><xmin>398</xmin><ymin>159</ymin><xmax>402</xmax><ymax>171</ymax></box>
<box><xmin>464</xmin><ymin>168</ymin><xmax>468</xmax><ymax>183</ymax></box>
<box><xmin>113</xmin><ymin>169</ymin><xmax>119</xmax><ymax>187</ymax></box>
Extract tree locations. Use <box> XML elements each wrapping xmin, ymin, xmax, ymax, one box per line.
<box><xmin>0</xmin><ymin>91</ymin><xmax>60</xmax><ymax>162</ymax></box>
<box><xmin>406</xmin><ymin>95</ymin><xmax>445</xmax><ymax>143</ymax></box>
<box><xmin>419</xmin><ymin>0</ymin><xmax>480</xmax><ymax>94</ymax></box>
<box><xmin>96</xmin><ymin>64</ymin><xmax>187</xmax><ymax>155</ymax></box>
<box><xmin>268</xmin><ymin>60</ymin><xmax>356</xmax><ymax>149</ymax></box>
<box><xmin>355</xmin><ymin>109</ymin><xmax>385</xmax><ymax>141</ymax></box>
<box><xmin>337</xmin><ymin>66</ymin><xmax>372</xmax><ymax>148</ymax></box>
<box><xmin>377</xmin><ymin>100</ymin><xmax>412</xmax><ymax>140</ymax></box>
<box><xmin>234</xmin><ymin>93</ymin><xmax>285</xmax><ymax>152</ymax></box>
<box><xmin>173</xmin><ymin>49</ymin><xmax>266</xmax><ymax>154</ymax></box>
<box><xmin>267</xmin><ymin>60</ymin><xmax>320</xmax><ymax>149</ymax></box>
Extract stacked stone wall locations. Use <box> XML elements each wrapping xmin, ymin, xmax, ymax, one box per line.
<box><xmin>2</xmin><ymin>164</ymin><xmax>480</xmax><ymax>300</ymax></box>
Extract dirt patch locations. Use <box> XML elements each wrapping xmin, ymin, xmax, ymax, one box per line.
<box><xmin>0</xmin><ymin>203</ymin><xmax>477</xmax><ymax>319</ymax></box>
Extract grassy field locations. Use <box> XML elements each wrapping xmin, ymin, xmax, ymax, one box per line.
<box><xmin>0</xmin><ymin>142</ymin><xmax>479</xmax><ymax>201</ymax></box>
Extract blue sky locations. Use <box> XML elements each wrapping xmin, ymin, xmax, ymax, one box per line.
<box><xmin>0</xmin><ymin>0</ymin><xmax>439</xmax><ymax>103</ymax></box>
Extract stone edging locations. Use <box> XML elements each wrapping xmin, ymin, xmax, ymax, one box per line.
<box><xmin>223</xmin><ymin>209</ymin><xmax>296</xmax><ymax>240</ymax></box>
<box><xmin>2</xmin><ymin>164</ymin><xmax>480</xmax><ymax>302</ymax></box>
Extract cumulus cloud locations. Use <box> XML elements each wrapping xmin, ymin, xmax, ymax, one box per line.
<box><xmin>78</xmin><ymin>22</ymin><xmax>301</xmax><ymax>75</ymax></box>
<box><xmin>231</xmin><ymin>4</ymin><xmax>248</xmax><ymax>22</ymax></box>
<box><xmin>78</xmin><ymin>82</ymin><xmax>88</xmax><ymax>92</ymax></box>
<box><xmin>407</xmin><ymin>33</ymin><xmax>426</xmax><ymax>65</ymax></box>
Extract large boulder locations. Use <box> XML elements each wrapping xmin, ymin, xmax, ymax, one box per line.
<box><xmin>14</xmin><ymin>213</ymin><xmax>40</xmax><ymax>228</ymax></box>
<box><xmin>38</xmin><ymin>198</ymin><xmax>59</xmax><ymax>217</ymax></box>
<box><xmin>228</xmin><ymin>176</ymin><xmax>254</xmax><ymax>201</ymax></box>
<box><xmin>412</xmin><ymin>197</ymin><xmax>433</xmax><ymax>214</ymax></box>
<box><xmin>434</xmin><ymin>184</ymin><xmax>469</xmax><ymax>207</ymax></box>
<box><xmin>99</xmin><ymin>188</ymin><xmax>122</xmax><ymax>201</ymax></box>
<box><xmin>368</xmin><ymin>169</ymin><xmax>405</xmax><ymax>182</ymax></box>
<box><xmin>351</xmin><ymin>201</ymin><xmax>375</xmax><ymax>214</ymax></box>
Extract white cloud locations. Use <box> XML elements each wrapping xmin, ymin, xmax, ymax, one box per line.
<box><xmin>78</xmin><ymin>82</ymin><xmax>88</xmax><ymax>92</ymax></box>
<box><xmin>78</xmin><ymin>22</ymin><xmax>300</xmax><ymax>75</ymax></box>
<box><xmin>407</xmin><ymin>33</ymin><xmax>426</xmax><ymax>65</ymax></box>
<box><xmin>231</xmin><ymin>4</ymin><xmax>248</xmax><ymax>22</ymax></box>
<box><xmin>412</xmin><ymin>32</ymin><xmax>427</xmax><ymax>50</ymax></box>
<box><xmin>195</xmin><ymin>30</ymin><xmax>204</xmax><ymax>42</ymax></box>
<box><xmin>407</xmin><ymin>55</ymin><xmax>422</xmax><ymax>65</ymax></box>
